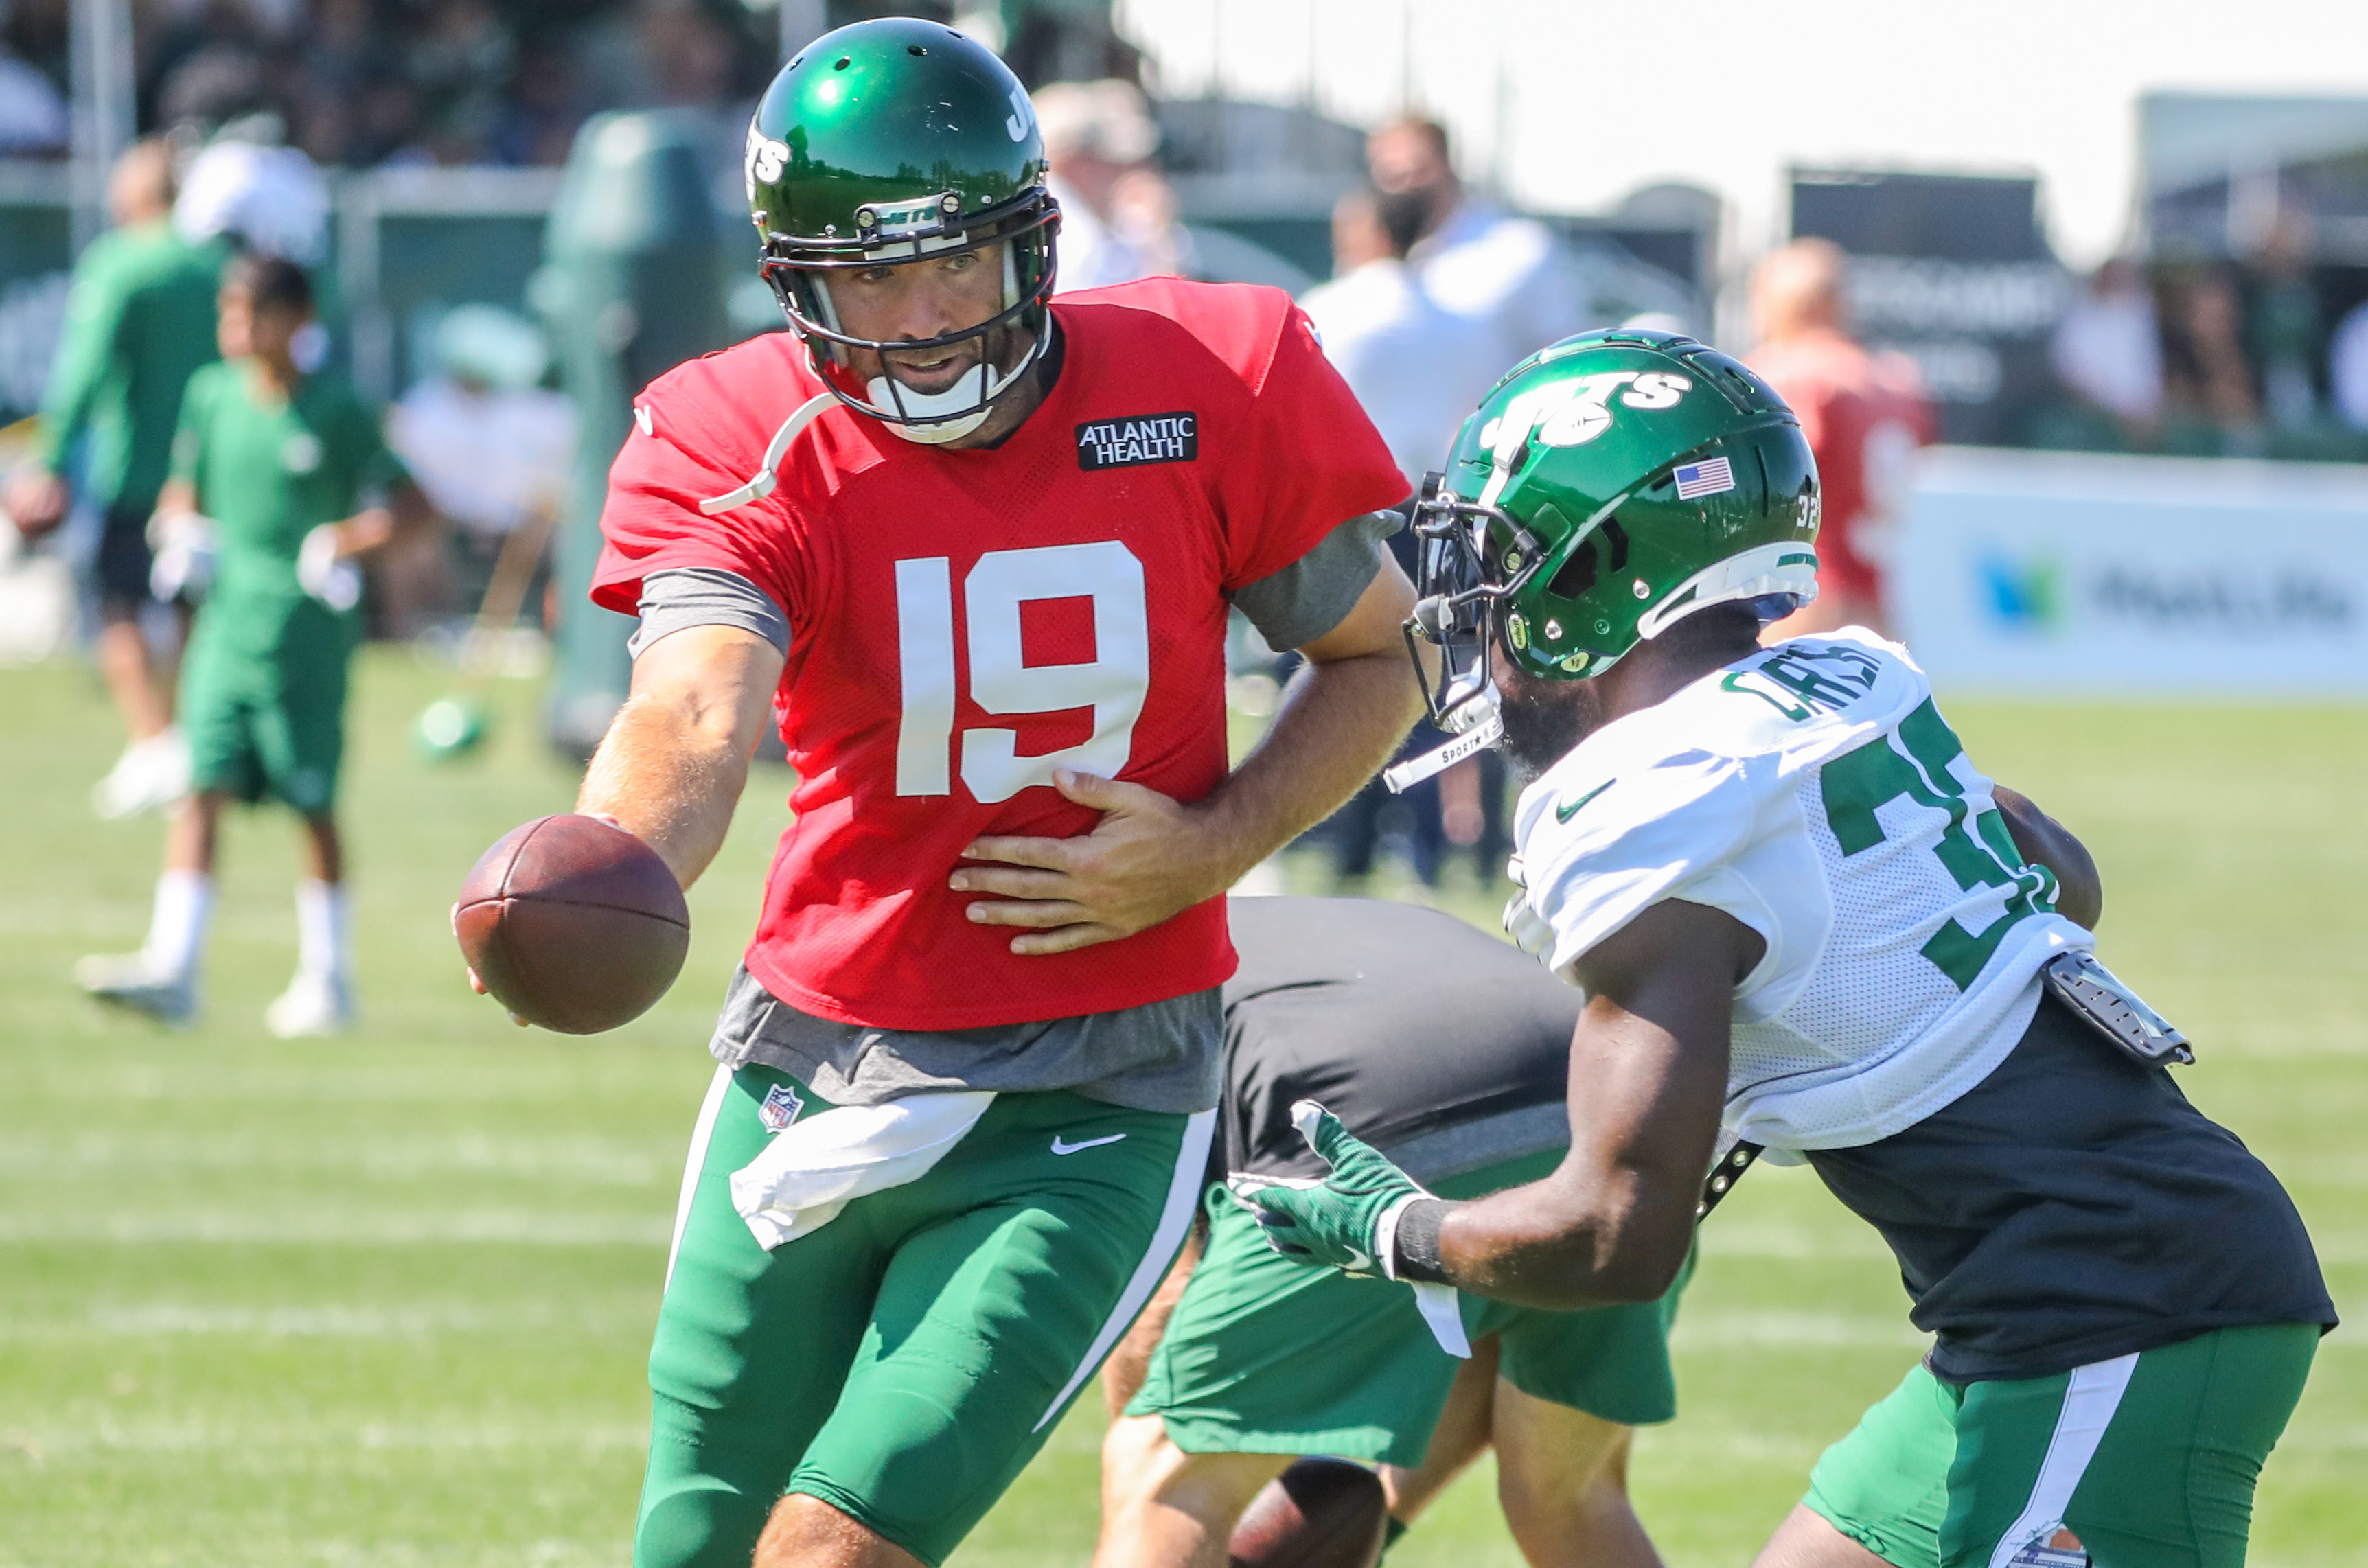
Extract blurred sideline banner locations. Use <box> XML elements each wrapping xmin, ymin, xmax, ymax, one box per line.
<box><xmin>1895</xmin><ymin>446</ymin><xmax>2368</xmax><ymax>699</ymax></box>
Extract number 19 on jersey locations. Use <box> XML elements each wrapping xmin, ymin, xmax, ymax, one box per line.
<box><xmin>893</xmin><ymin>540</ymin><xmax>1151</xmax><ymax>804</ymax></box>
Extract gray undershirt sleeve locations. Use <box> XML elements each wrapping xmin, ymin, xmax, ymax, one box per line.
<box><xmin>1230</xmin><ymin>509</ymin><xmax>1405</xmax><ymax>652</ymax></box>
<box><xmin>628</xmin><ymin>567</ymin><xmax>791</xmax><ymax>659</ymax></box>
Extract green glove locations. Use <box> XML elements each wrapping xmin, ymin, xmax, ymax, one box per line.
<box><xmin>1227</xmin><ymin>1100</ymin><xmax>1429</xmax><ymax>1278</ymax></box>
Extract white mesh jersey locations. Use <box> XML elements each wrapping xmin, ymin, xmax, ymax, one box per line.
<box><xmin>1506</xmin><ymin>629</ymin><xmax>2093</xmax><ymax>1154</ymax></box>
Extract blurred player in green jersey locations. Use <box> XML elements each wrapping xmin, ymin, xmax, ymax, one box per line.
<box><xmin>76</xmin><ymin>254</ymin><xmax>430</xmax><ymax>1035</ymax></box>
<box><xmin>8</xmin><ymin>139</ymin><xmax>226</xmax><ymax>818</ymax></box>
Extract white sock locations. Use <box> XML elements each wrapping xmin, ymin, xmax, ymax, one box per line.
<box><xmin>142</xmin><ymin>870</ymin><xmax>214</xmax><ymax>981</ymax></box>
<box><xmin>295</xmin><ymin>879</ymin><xmax>350</xmax><ymax>984</ymax></box>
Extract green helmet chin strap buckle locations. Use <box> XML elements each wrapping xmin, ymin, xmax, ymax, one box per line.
<box><xmin>743</xmin><ymin>17</ymin><xmax>1061</xmax><ymax>442</ymax></box>
<box><xmin>1390</xmin><ymin>327</ymin><xmax>1821</xmax><ymax>788</ymax></box>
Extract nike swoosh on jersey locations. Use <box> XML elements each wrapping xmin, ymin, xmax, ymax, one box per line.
<box><xmin>1554</xmin><ymin>779</ymin><xmax>1615</xmax><ymax>824</ymax></box>
<box><xmin>1050</xmin><ymin>1133</ymin><xmax>1129</xmax><ymax>1155</ymax></box>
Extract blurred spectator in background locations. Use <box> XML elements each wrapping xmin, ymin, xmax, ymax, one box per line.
<box><xmin>143</xmin><ymin>5</ymin><xmax>284</xmax><ymax>146</ymax></box>
<box><xmin>2249</xmin><ymin>211</ymin><xmax>2321</xmax><ymax>433</ymax></box>
<box><xmin>156</xmin><ymin>44</ymin><xmax>271</xmax><ymax>139</ymax></box>
<box><xmin>1366</xmin><ymin>115</ymin><xmax>1587</xmax><ymax>373</ymax></box>
<box><xmin>488</xmin><ymin>39</ymin><xmax>584</xmax><ymax>167</ymax></box>
<box><xmin>1300</xmin><ymin>185</ymin><xmax>1510</xmax><ymax>893</ymax></box>
<box><xmin>384</xmin><ymin>303</ymin><xmax>572</xmax><ymax>634</ymax></box>
<box><xmin>638</xmin><ymin>0</ymin><xmax>735</xmax><ymax>110</ymax></box>
<box><xmin>1035</xmin><ymin>78</ymin><xmax>1182</xmax><ymax>291</ymax></box>
<box><xmin>2050</xmin><ymin>257</ymin><xmax>2164</xmax><ymax>447</ymax></box>
<box><xmin>8</xmin><ymin>139</ymin><xmax>223</xmax><ymax>820</ymax></box>
<box><xmin>0</xmin><ymin>34</ymin><xmax>64</xmax><ymax>153</ymax></box>
<box><xmin>2328</xmin><ymin>295</ymin><xmax>2368</xmax><ymax>434</ymax></box>
<box><xmin>390</xmin><ymin>0</ymin><xmax>511</xmax><ymax>166</ymax></box>
<box><xmin>1297</xmin><ymin>186</ymin><xmax>1499</xmax><ymax>488</ymax></box>
<box><xmin>1748</xmin><ymin>238</ymin><xmax>1933</xmax><ymax>640</ymax></box>
<box><xmin>290</xmin><ymin>0</ymin><xmax>377</xmax><ymax>165</ymax></box>
<box><xmin>2171</xmin><ymin>268</ymin><xmax>2263</xmax><ymax>453</ymax></box>
<box><xmin>136</xmin><ymin>0</ymin><xmax>659</xmax><ymax>172</ymax></box>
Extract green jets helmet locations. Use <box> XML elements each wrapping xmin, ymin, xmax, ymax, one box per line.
<box><xmin>1392</xmin><ymin>328</ymin><xmax>1819</xmax><ymax>783</ymax></box>
<box><xmin>744</xmin><ymin>18</ymin><xmax>1059</xmax><ymax>441</ymax></box>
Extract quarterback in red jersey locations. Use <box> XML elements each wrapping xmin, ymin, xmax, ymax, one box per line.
<box><xmin>596</xmin><ymin>275</ymin><xmax>1389</xmax><ymax>1030</ymax></box>
<box><xmin>552</xmin><ymin>21</ymin><xmax>1418</xmax><ymax>1568</ymax></box>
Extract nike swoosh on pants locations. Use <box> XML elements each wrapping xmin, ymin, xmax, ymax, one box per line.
<box><xmin>1050</xmin><ymin>1133</ymin><xmax>1129</xmax><ymax>1155</ymax></box>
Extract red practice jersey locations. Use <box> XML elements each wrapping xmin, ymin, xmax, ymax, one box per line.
<box><xmin>593</xmin><ymin>279</ymin><xmax>1407</xmax><ymax>1030</ymax></box>
<box><xmin>1747</xmin><ymin>330</ymin><xmax>1935</xmax><ymax>603</ymax></box>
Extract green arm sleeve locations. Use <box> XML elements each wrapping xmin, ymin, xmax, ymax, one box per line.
<box><xmin>37</xmin><ymin>249</ymin><xmax>130</xmax><ymax>472</ymax></box>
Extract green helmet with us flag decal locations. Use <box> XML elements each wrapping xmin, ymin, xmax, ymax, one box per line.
<box><xmin>743</xmin><ymin>17</ymin><xmax>1059</xmax><ymax>441</ymax></box>
<box><xmin>1398</xmin><ymin>328</ymin><xmax>1819</xmax><ymax>763</ymax></box>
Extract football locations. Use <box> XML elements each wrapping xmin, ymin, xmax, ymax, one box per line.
<box><xmin>1228</xmin><ymin>1457</ymin><xmax>1389</xmax><ymax>1568</ymax></box>
<box><xmin>452</xmin><ymin>814</ymin><xmax>689</xmax><ymax>1034</ymax></box>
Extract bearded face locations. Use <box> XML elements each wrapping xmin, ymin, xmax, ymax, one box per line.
<box><xmin>1493</xmin><ymin>656</ymin><xmax>1615</xmax><ymax>783</ymax></box>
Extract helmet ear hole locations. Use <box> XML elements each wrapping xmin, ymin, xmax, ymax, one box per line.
<box><xmin>1602</xmin><ymin>517</ymin><xmax>1630</xmax><ymax>573</ymax></box>
<box><xmin>1547</xmin><ymin>539</ymin><xmax>1598</xmax><ymax>600</ymax></box>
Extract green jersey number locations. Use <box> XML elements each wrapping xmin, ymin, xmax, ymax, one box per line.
<box><xmin>1821</xmin><ymin>699</ymin><xmax>2058</xmax><ymax>991</ymax></box>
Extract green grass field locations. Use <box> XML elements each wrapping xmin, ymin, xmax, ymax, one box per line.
<box><xmin>1</xmin><ymin>649</ymin><xmax>2360</xmax><ymax>1567</ymax></box>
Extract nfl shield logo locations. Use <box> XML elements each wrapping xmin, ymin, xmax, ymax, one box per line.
<box><xmin>758</xmin><ymin>1083</ymin><xmax>804</xmax><ymax>1134</ymax></box>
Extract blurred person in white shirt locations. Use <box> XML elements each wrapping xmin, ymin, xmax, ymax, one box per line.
<box><xmin>384</xmin><ymin>304</ymin><xmax>573</xmax><ymax>630</ymax></box>
<box><xmin>1366</xmin><ymin>116</ymin><xmax>1589</xmax><ymax>373</ymax></box>
<box><xmin>2051</xmin><ymin>257</ymin><xmax>2164</xmax><ymax>446</ymax></box>
<box><xmin>1298</xmin><ymin>187</ymin><xmax>1504</xmax><ymax>492</ymax></box>
<box><xmin>1302</xmin><ymin>186</ymin><xmax>1508</xmax><ymax>892</ymax></box>
<box><xmin>1034</xmin><ymin>79</ymin><xmax>1182</xmax><ymax>292</ymax></box>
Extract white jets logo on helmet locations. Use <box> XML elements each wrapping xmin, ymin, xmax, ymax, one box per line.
<box><xmin>1479</xmin><ymin>371</ymin><xmax>1694</xmax><ymax>458</ymax></box>
<box><xmin>744</xmin><ymin>127</ymin><xmax>790</xmax><ymax>200</ymax></box>
<box><xmin>1005</xmin><ymin>84</ymin><xmax>1033</xmax><ymax>142</ymax></box>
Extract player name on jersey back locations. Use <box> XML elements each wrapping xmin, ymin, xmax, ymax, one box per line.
<box><xmin>1510</xmin><ymin>629</ymin><xmax>2092</xmax><ymax>1155</ymax></box>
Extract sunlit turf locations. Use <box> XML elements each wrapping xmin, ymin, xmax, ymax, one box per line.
<box><xmin>0</xmin><ymin>648</ymin><xmax>2358</xmax><ymax>1566</ymax></box>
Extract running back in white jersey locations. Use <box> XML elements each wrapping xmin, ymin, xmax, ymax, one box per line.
<box><xmin>1506</xmin><ymin>629</ymin><xmax>2093</xmax><ymax>1155</ymax></box>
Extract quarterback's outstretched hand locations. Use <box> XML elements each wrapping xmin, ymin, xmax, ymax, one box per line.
<box><xmin>1227</xmin><ymin>1102</ymin><xmax>1430</xmax><ymax>1278</ymax></box>
<box><xmin>952</xmin><ymin>768</ymin><xmax>1245</xmax><ymax>956</ymax></box>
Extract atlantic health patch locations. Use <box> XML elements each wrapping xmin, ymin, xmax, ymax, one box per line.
<box><xmin>1076</xmin><ymin>411</ymin><xmax>1198</xmax><ymax>470</ymax></box>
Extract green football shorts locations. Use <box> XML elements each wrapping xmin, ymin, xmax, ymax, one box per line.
<box><xmin>179</xmin><ymin>630</ymin><xmax>351</xmax><ymax>813</ymax></box>
<box><xmin>636</xmin><ymin>1065</ymin><xmax>1210</xmax><ymax>1568</ymax></box>
<box><xmin>1128</xmin><ymin>1150</ymin><xmax>1691</xmax><ymax>1468</ymax></box>
<box><xmin>1803</xmin><ymin>1322</ymin><xmax>2319</xmax><ymax>1568</ymax></box>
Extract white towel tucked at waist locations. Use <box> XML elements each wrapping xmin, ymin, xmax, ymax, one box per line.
<box><xmin>730</xmin><ymin>1089</ymin><xmax>998</xmax><ymax>1250</ymax></box>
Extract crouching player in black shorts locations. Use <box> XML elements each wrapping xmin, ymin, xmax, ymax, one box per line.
<box><xmin>1098</xmin><ymin>896</ymin><xmax>1685</xmax><ymax>1568</ymax></box>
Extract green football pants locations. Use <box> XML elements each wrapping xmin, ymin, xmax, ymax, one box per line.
<box><xmin>635</xmin><ymin>1065</ymin><xmax>1210</xmax><ymax>1568</ymax></box>
<box><xmin>1804</xmin><ymin>1322</ymin><xmax>2319</xmax><ymax>1568</ymax></box>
